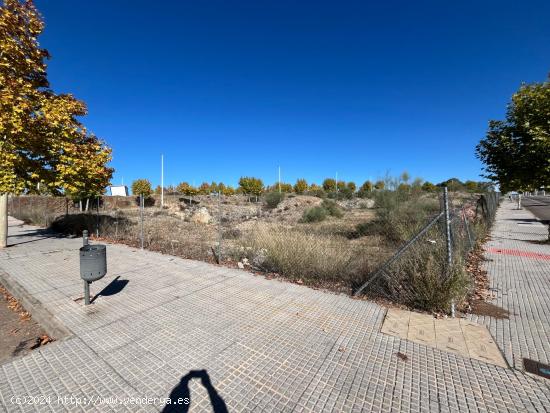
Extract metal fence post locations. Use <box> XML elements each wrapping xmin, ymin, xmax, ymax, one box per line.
<box><xmin>218</xmin><ymin>192</ymin><xmax>223</xmax><ymax>262</ymax></box>
<box><xmin>140</xmin><ymin>194</ymin><xmax>144</xmax><ymax>250</ymax></box>
<box><xmin>443</xmin><ymin>187</ymin><xmax>452</xmax><ymax>267</ymax></box>
<box><xmin>443</xmin><ymin>187</ymin><xmax>455</xmax><ymax>317</ymax></box>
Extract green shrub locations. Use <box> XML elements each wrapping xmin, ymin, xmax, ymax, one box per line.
<box><xmin>265</xmin><ymin>192</ymin><xmax>285</xmax><ymax>209</ymax></box>
<box><xmin>382</xmin><ymin>243</ymin><xmax>471</xmax><ymax>312</ymax></box>
<box><xmin>354</xmin><ymin>221</ymin><xmax>371</xmax><ymax>237</ymax></box>
<box><xmin>308</xmin><ymin>189</ymin><xmax>326</xmax><ymax>198</ymax></box>
<box><xmin>301</xmin><ymin>206</ymin><xmax>328</xmax><ymax>223</ymax></box>
<box><xmin>368</xmin><ymin>191</ymin><xmax>440</xmax><ymax>244</ymax></box>
<box><xmin>321</xmin><ymin>199</ymin><xmax>343</xmax><ymax>217</ymax></box>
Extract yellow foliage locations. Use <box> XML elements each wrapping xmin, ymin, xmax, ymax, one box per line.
<box><xmin>0</xmin><ymin>0</ymin><xmax>113</xmax><ymax>196</ymax></box>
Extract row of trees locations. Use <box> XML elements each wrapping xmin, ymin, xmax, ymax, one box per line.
<box><xmin>130</xmin><ymin>175</ymin><xmax>491</xmax><ymax>197</ymax></box>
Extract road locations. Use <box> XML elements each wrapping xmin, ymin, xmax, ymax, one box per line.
<box><xmin>522</xmin><ymin>196</ymin><xmax>550</xmax><ymax>221</ymax></box>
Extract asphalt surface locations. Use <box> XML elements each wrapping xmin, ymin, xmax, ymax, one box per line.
<box><xmin>521</xmin><ymin>196</ymin><xmax>550</xmax><ymax>221</ymax></box>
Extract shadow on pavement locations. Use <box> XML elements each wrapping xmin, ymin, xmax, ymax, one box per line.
<box><xmin>7</xmin><ymin>227</ymin><xmax>62</xmax><ymax>247</ymax></box>
<box><xmin>91</xmin><ymin>276</ymin><xmax>129</xmax><ymax>303</ymax></box>
<box><xmin>505</xmin><ymin>218</ymin><xmax>541</xmax><ymax>223</ymax></box>
<box><xmin>162</xmin><ymin>370</ymin><xmax>228</xmax><ymax>413</ymax></box>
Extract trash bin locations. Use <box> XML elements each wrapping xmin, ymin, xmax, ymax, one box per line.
<box><xmin>80</xmin><ymin>244</ymin><xmax>107</xmax><ymax>282</ymax></box>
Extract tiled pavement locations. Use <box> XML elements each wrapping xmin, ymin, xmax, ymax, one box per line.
<box><xmin>0</xmin><ymin>205</ymin><xmax>549</xmax><ymax>412</ymax></box>
<box><xmin>381</xmin><ymin>309</ymin><xmax>507</xmax><ymax>368</ymax></box>
<box><xmin>466</xmin><ymin>199</ymin><xmax>550</xmax><ymax>370</ymax></box>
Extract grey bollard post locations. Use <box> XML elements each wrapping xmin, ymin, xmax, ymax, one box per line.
<box><xmin>82</xmin><ymin>230</ymin><xmax>89</xmax><ymax>304</ymax></box>
<box><xmin>84</xmin><ymin>280</ymin><xmax>91</xmax><ymax>305</ymax></box>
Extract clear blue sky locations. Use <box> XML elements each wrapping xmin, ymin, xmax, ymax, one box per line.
<box><xmin>35</xmin><ymin>0</ymin><xmax>549</xmax><ymax>189</ymax></box>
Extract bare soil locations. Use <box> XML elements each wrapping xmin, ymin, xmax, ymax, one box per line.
<box><xmin>470</xmin><ymin>300</ymin><xmax>510</xmax><ymax>319</ymax></box>
<box><xmin>0</xmin><ymin>284</ymin><xmax>53</xmax><ymax>363</ymax></box>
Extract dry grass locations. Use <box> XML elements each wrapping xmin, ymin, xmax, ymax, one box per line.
<box><xmin>234</xmin><ymin>223</ymin><xmax>386</xmax><ymax>291</ymax></box>
<box><xmin>50</xmin><ymin>210</ymin><xmax>218</xmax><ymax>262</ymax></box>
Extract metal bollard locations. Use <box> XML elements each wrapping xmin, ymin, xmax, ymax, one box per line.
<box><xmin>83</xmin><ymin>230</ymin><xmax>89</xmax><ymax>246</ymax></box>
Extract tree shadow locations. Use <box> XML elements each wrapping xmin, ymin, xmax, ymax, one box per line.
<box><xmin>505</xmin><ymin>218</ymin><xmax>541</xmax><ymax>223</ymax></box>
<box><xmin>162</xmin><ymin>370</ymin><xmax>227</xmax><ymax>413</ymax></box>
<box><xmin>7</xmin><ymin>227</ymin><xmax>63</xmax><ymax>247</ymax></box>
<box><xmin>91</xmin><ymin>276</ymin><xmax>129</xmax><ymax>303</ymax></box>
<box><xmin>50</xmin><ymin>213</ymin><xmax>132</xmax><ymax>236</ymax></box>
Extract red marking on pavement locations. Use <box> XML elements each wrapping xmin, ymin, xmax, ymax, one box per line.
<box><xmin>487</xmin><ymin>247</ymin><xmax>550</xmax><ymax>261</ymax></box>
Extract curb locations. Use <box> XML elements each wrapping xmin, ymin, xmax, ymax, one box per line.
<box><xmin>0</xmin><ymin>269</ymin><xmax>71</xmax><ymax>341</ymax></box>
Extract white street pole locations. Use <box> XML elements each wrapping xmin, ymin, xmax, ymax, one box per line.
<box><xmin>335</xmin><ymin>172</ymin><xmax>338</xmax><ymax>193</ymax></box>
<box><xmin>161</xmin><ymin>154</ymin><xmax>164</xmax><ymax>208</ymax></box>
<box><xmin>278</xmin><ymin>166</ymin><xmax>281</xmax><ymax>194</ymax></box>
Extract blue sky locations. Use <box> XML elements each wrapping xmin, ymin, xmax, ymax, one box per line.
<box><xmin>36</xmin><ymin>0</ymin><xmax>549</xmax><ymax>189</ymax></box>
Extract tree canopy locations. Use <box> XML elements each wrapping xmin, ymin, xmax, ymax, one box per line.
<box><xmin>238</xmin><ymin>177</ymin><xmax>263</xmax><ymax>197</ymax></box>
<box><xmin>476</xmin><ymin>76</ymin><xmax>550</xmax><ymax>192</ymax></box>
<box><xmin>0</xmin><ymin>0</ymin><xmax>113</xmax><ymax>198</ymax></box>
<box><xmin>131</xmin><ymin>179</ymin><xmax>152</xmax><ymax>197</ymax></box>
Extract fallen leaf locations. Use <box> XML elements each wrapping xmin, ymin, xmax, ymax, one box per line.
<box><xmin>396</xmin><ymin>352</ymin><xmax>408</xmax><ymax>361</ymax></box>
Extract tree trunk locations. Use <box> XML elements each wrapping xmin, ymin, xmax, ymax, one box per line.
<box><xmin>79</xmin><ymin>199</ymin><xmax>83</xmax><ymax>212</ymax></box>
<box><xmin>85</xmin><ymin>198</ymin><xmax>90</xmax><ymax>212</ymax></box>
<box><xmin>0</xmin><ymin>193</ymin><xmax>8</xmax><ymax>248</ymax></box>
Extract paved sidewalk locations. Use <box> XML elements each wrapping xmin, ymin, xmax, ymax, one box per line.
<box><xmin>467</xmin><ymin>199</ymin><xmax>550</xmax><ymax>370</ymax></box>
<box><xmin>0</xmin><ymin>213</ymin><xmax>549</xmax><ymax>412</ymax></box>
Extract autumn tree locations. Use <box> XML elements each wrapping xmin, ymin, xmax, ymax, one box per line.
<box><xmin>346</xmin><ymin>181</ymin><xmax>356</xmax><ymax>192</ymax></box>
<box><xmin>400</xmin><ymin>171</ymin><xmax>410</xmax><ymax>184</ymax></box>
<box><xmin>374</xmin><ymin>180</ymin><xmax>385</xmax><ymax>190</ymax></box>
<box><xmin>421</xmin><ymin>181</ymin><xmax>437</xmax><ymax>192</ymax></box>
<box><xmin>131</xmin><ymin>179</ymin><xmax>152</xmax><ymax>197</ymax></box>
<box><xmin>464</xmin><ymin>180</ymin><xmax>479</xmax><ymax>192</ymax></box>
<box><xmin>411</xmin><ymin>177</ymin><xmax>423</xmax><ymax>194</ymax></box>
<box><xmin>176</xmin><ymin>182</ymin><xmax>198</xmax><ymax>196</ymax></box>
<box><xmin>176</xmin><ymin>182</ymin><xmax>190</xmax><ymax>194</ymax></box>
<box><xmin>238</xmin><ymin>177</ymin><xmax>263</xmax><ymax>200</ymax></box>
<box><xmin>277</xmin><ymin>183</ymin><xmax>293</xmax><ymax>193</ymax></box>
<box><xmin>198</xmin><ymin>182</ymin><xmax>210</xmax><ymax>194</ymax></box>
<box><xmin>358</xmin><ymin>180</ymin><xmax>373</xmax><ymax>194</ymax></box>
<box><xmin>0</xmin><ymin>0</ymin><xmax>113</xmax><ymax>247</ymax></box>
<box><xmin>294</xmin><ymin>178</ymin><xmax>308</xmax><ymax>194</ymax></box>
<box><xmin>221</xmin><ymin>185</ymin><xmax>235</xmax><ymax>196</ymax></box>
<box><xmin>322</xmin><ymin>178</ymin><xmax>336</xmax><ymax>192</ymax></box>
<box><xmin>476</xmin><ymin>76</ymin><xmax>550</xmax><ymax>191</ymax></box>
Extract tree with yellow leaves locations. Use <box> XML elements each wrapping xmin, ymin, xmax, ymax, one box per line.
<box><xmin>0</xmin><ymin>0</ymin><xmax>113</xmax><ymax>247</ymax></box>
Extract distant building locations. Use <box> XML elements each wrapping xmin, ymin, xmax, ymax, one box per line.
<box><xmin>109</xmin><ymin>185</ymin><xmax>129</xmax><ymax>196</ymax></box>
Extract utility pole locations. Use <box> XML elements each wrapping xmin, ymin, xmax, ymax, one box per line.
<box><xmin>161</xmin><ymin>154</ymin><xmax>164</xmax><ymax>208</ymax></box>
<box><xmin>335</xmin><ymin>172</ymin><xmax>338</xmax><ymax>193</ymax></box>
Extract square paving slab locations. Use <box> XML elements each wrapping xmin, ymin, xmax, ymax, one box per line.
<box><xmin>381</xmin><ymin>308</ymin><xmax>508</xmax><ymax>368</ymax></box>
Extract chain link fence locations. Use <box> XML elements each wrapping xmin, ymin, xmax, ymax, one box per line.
<box><xmin>352</xmin><ymin>189</ymin><xmax>500</xmax><ymax>311</ymax></box>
